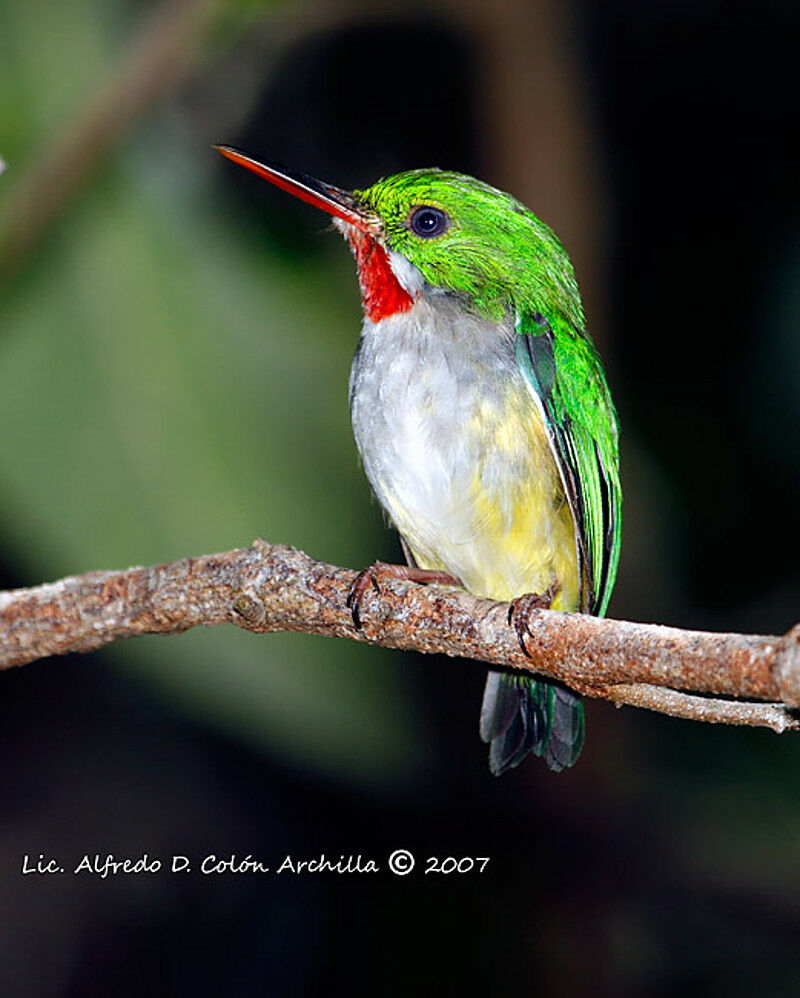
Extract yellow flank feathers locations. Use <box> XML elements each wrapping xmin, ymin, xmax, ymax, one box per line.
<box><xmin>403</xmin><ymin>384</ymin><xmax>580</xmax><ymax>610</ymax></box>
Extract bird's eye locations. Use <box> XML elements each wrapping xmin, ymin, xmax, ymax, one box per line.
<box><xmin>409</xmin><ymin>206</ymin><xmax>450</xmax><ymax>238</ymax></box>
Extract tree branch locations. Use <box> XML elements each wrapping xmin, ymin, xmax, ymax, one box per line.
<box><xmin>1</xmin><ymin>539</ymin><xmax>799</xmax><ymax>733</ymax></box>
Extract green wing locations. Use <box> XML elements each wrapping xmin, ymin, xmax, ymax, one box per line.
<box><xmin>515</xmin><ymin>310</ymin><xmax>621</xmax><ymax>616</ymax></box>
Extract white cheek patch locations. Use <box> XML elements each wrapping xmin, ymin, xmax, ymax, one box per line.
<box><xmin>332</xmin><ymin>217</ymin><xmax>353</xmax><ymax>240</ymax></box>
<box><xmin>387</xmin><ymin>251</ymin><xmax>427</xmax><ymax>296</ymax></box>
<box><xmin>334</xmin><ymin>221</ymin><xmax>423</xmax><ymax>285</ymax></box>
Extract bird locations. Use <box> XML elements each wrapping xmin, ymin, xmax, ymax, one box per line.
<box><xmin>217</xmin><ymin>145</ymin><xmax>621</xmax><ymax>775</ymax></box>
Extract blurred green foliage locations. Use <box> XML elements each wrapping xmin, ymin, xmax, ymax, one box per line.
<box><xmin>0</xmin><ymin>0</ymin><xmax>427</xmax><ymax>786</ymax></box>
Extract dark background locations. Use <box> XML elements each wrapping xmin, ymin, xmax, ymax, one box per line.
<box><xmin>1</xmin><ymin>1</ymin><xmax>799</xmax><ymax>994</ymax></box>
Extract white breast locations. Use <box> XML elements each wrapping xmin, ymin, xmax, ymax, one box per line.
<box><xmin>349</xmin><ymin>294</ymin><xmax>561</xmax><ymax>592</ymax></box>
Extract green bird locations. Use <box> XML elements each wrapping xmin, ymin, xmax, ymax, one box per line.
<box><xmin>217</xmin><ymin>146</ymin><xmax>621</xmax><ymax>775</ymax></box>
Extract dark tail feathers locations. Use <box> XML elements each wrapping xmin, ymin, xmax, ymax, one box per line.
<box><xmin>479</xmin><ymin>671</ymin><xmax>585</xmax><ymax>776</ymax></box>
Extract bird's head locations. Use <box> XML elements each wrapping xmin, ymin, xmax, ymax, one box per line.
<box><xmin>216</xmin><ymin>147</ymin><xmax>582</xmax><ymax>328</ymax></box>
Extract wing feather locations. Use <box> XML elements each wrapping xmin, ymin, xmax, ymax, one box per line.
<box><xmin>515</xmin><ymin>310</ymin><xmax>621</xmax><ymax>615</ymax></box>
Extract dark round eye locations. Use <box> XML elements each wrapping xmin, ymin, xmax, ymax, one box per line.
<box><xmin>409</xmin><ymin>206</ymin><xmax>450</xmax><ymax>238</ymax></box>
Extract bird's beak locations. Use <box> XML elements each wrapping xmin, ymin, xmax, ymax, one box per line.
<box><xmin>214</xmin><ymin>146</ymin><xmax>375</xmax><ymax>234</ymax></box>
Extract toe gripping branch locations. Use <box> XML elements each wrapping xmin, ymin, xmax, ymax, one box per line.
<box><xmin>346</xmin><ymin>560</ymin><xmax>560</xmax><ymax>665</ymax></box>
<box><xmin>507</xmin><ymin>581</ymin><xmax>561</xmax><ymax>657</ymax></box>
<box><xmin>346</xmin><ymin>562</ymin><xmax>463</xmax><ymax>630</ymax></box>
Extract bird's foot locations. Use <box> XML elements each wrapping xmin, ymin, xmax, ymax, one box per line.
<box><xmin>346</xmin><ymin>562</ymin><xmax>463</xmax><ymax>630</ymax></box>
<box><xmin>508</xmin><ymin>581</ymin><xmax>561</xmax><ymax>656</ymax></box>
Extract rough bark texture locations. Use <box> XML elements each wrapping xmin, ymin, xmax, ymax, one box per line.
<box><xmin>1</xmin><ymin>539</ymin><xmax>799</xmax><ymax>733</ymax></box>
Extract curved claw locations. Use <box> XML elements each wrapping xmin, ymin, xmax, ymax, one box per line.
<box><xmin>346</xmin><ymin>566</ymin><xmax>382</xmax><ymax>630</ymax></box>
<box><xmin>346</xmin><ymin>562</ymin><xmax>463</xmax><ymax>631</ymax></box>
<box><xmin>508</xmin><ymin>581</ymin><xmax>561</xmax><ymax>657</ymax></box>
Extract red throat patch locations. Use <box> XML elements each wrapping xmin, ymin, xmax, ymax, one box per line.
<box><xmin>346</xmin><ymin>230</ymin><xmax>413</xmax><ymax>322</ymax></box>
